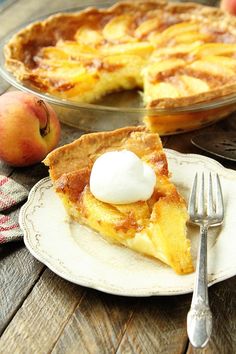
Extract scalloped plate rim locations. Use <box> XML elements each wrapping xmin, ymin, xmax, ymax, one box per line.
<box><xmin>19</xmin><ymin>149</ymin><xmax>236</xmax><ymax>296</ymax></box>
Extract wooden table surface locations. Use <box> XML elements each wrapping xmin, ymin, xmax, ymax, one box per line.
<box><xmin>0</xmin><ymin>0</ymin><xmax>236</xmax><ymax>353</ymax></box>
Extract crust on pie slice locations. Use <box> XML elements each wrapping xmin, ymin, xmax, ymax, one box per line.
<box><xmin>43</xmin><ymin>126</ymin><xmax>193</xmax><ymax>274</ymax></box>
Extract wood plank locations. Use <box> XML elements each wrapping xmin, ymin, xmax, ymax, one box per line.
<box><xmin>0</xmin><ymin>123</ymin><xmax>83</xmax><ymax>335</ymax></box>
<box><xmin>0</xmin><ymin>269</ymin><xmax>85</xmax><ymax>354</ymax></box>
<box><xmin>51</xmin><ymin>291</ymin><xmax>136</xmax><ymax>354</ymax></box>
<box><xmin>0</xmin><ymin>161</ymin><xmax>13</xmax><ymax>176</ymax></box>
<box><xmin>166</xmin><ymin>113</ymin><xmax>236</xmax><ymax>171</ymax></box>
<box><xmin>168</xmin><ymin>112</ymin><xmax>236</xmax><ymax>152</ymax></box>
<box><xmin>180</xmin><ymin>0</ymin><xmax>219</xmax><ymax>6</ymax></box>
<box><xmin>116</xmin><ymin>294</ymin><xmax>191</xmax><ymax>354</ymax></box>
<box><xmin>0</xmin><ymin>79</ymin><xmax>9</xmax><ymax>95</ymax></box>
<box><xmin>0</xmin><ymin>160</ymin><xmax>47</xmax><ymax>336</ymax></box>
<box><xmin>0</xmin><ymin>0</ymin><xmax>77</xmax><ymax>37</ymax></box>
<box><xmin>0</xmin><ymin>2</ymin><xmax>235</xmax><ymax>354</ymax></box>
<box><xmin>186</xmin><ymin>277</ymin><xmax>236</xmax><ymax>354</ymax></box>
<box><xmin>0</xmin><ymin>242</ymin><xmax>44</xmax><ymax>336</ymax></box>
<box><xmin>0</xmin><ymin>0</ymin><xmax>116</xmax><ymax>39</ymax></box>
<box><xmin>0</xmin><ymin>0</ymin><xmax>17</xmax><ymax>13</ymax></box>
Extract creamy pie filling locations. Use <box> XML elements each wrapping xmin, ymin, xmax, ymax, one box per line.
<box><xmin>28</xmin><ymin>22</ymin><xmax>236</xmax><ymax>102</ymax></box>
<box><xmin>5</xmin><ymin>1</ymin><xmax>236</xmax><ymax>108</ymax></box>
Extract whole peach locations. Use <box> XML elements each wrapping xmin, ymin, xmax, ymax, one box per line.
<box><xmin>0</xmin><ymin>91</ymin><xmax>61</xmax><ymax>167</ymax></box>
<box><xmin>220</xmin><ymin>0</ymin><xmax>236</xmax><ymax>14</ymax></box>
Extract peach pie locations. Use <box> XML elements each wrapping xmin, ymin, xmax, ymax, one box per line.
<box><xmin>43</xmin><ymin>126</ymin><xmax>194</xmax><ymax>274</ymax></box>
<box><xmin>4</xmin><ymin>0</ymin><xmax>236</xmax><ymax>133</ymax></box>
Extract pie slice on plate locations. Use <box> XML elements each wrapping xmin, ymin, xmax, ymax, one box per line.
<box><xmin>43</xmin><ymin>126</ymin><xmax>193</xmax><ymax>274</ymax></box>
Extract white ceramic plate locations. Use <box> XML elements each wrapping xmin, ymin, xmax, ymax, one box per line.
<box><xmin>19</xmin><ymin>149</ymin><xmax>236</xmax><ymax>296</ymax></box>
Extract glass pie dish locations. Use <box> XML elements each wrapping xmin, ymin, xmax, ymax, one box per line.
<box><xmin>1</xmin><ymin>1</ymin><xmax>236</xmax><ymax>135</ymax></box>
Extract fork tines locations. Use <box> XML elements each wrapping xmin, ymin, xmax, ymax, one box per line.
<box><xmin>188</xmin><ymin>172</ymin><xmax>224</xmax><ymax>224</ymax></box>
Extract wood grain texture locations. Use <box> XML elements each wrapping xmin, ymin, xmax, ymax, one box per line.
<box><xmin>167</xmin><ymin>113</ymin><xmax>236</xmax><ymax>159</ymax></box>
<box><xmin>0</xmin><ymin>122</ymin><xmax>84</xmax><ymax>335</ymax></box>
<box><xmin>0</xmin><ymin>79</ymin><xmax>9</xmax><ymax>95</ymax></box>
<box><xmin>0</xmin><ymin>243</ymin><xmax>44</xmax><ymax>336</ymax></box>
<box><xmin>186</xmin><ymin>277</ymin><xmax>236</xmax><ymax>354</ymax></box>
<box><xmin>51</xmin><ymin>291</ymin><xmax>136</xmax><ymax>354</ymax></box>
<box><xmin>0</xmin><ymin>1</ymin><xmax>236</xmax><ymax>354</ymax></box>
<box><xmin>0</xmin><ymin>0</ymin><xmax>18</xmax><ymax>13</ymax></box>
<box><xmin>0</xmin><ymin>162</ymin><xmax>13</xmax><ymax>177</ymax></box>
<box><xmin>116</xmin><ymin>294</ymin><xmax>190</xmax><ymax>354</ymax></box>
<box><xmin>0</xmin><ymin>0</ymin><xmax>116</xmax><ymax>39</ymax></box>
<box><xmin>0</xmin><ymin>160</ymin><xmax>48</xmax><ymax>335</ymax></box>
<box><xmin>180</xmin><ymin>0</ymin><xmax>219</xmax><ymax>6</ymax></box>
<box><xmin>0</xmin><ymin>269</ymin><xmax>85</xmax><ymax>354</ymax></box>
<box><xmin>166</xmin><ymin>114</ymin><xmax>236</xmax><ymax>173</ymax></box>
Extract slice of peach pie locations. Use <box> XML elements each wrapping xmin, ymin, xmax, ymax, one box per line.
<box><xmin>43</xmin><ymin>126</ymin><xmax>193</xmax><ymax>274</ymax></box>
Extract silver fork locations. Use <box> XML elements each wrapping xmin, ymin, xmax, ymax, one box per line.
<box><xmin>187</xmin><ymin>172</ymin><xmax>224</xmax><ymax>349</ymax></box>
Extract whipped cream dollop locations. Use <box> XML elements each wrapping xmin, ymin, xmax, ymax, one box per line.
<box><xmin>90</xmin><ymin>150</ymin><xmax>156</xmax><ymax>204</ymax></box>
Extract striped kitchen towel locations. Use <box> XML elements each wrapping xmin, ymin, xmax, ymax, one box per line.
<box><xmin>0</xmin><ymin>175</ymin><xmax>28</xmax><ymax>244</ymax></box>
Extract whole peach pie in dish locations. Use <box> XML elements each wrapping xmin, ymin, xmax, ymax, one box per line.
<box><xmin>43</xmin><ymin>126</ymin><xmax>194</xmax><ymax>275</ymax></box>
<box><xmin>4</xmin><ymin>0</ymin><xmax>236</xmax><ymax>134</ymax></box>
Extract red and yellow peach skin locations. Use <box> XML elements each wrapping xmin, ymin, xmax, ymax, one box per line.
<box><xmin>0</xmin><ymin>91</ymin><xmax>61</xmax><ymax>167</ymax></box>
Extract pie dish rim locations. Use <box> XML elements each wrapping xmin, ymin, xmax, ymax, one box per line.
<box><xmin>19</xmin><ymin>148</ymin><xmax>236</xmax><ymax>296</ymax></box>
<box><xmin>1</xmin><ymin>1</ymin><xmax>236</xmax><ymax>114</ymax></box>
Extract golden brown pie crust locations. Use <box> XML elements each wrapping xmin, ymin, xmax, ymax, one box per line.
<box><xmin>43</xmin><ymin>126</ymin><xmax>193</xmax><ymax>274</ymax></box>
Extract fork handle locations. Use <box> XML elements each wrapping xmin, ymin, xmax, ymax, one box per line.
<box><xmin>187</xmin><ymin>224</ymin><xmax>212</xmax><ymax>348</ymax></box>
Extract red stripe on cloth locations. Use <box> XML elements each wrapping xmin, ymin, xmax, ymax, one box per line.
<box><xmin>0</xmin><ymin>215</ymin><xmax>10</xmax><ymax>223</ymax></box>
<box><xmin>0</xmin><ymin>177</ymin><xmax>8</xmax><ymax>187</ymax></box>
<box><xmin>0</xmin><ymin>224</ymin><xmax>19</xmax><ymax>232</ymax></box>
<box><xmin>0</xmin><ymin>189</ymin><xmax>17</xmax><ymax>208</ymax></box>
<box><xmin>0</xmin><ymin>199</ymin><xmax>7</xmax><ymax>209</ymax></box>
<box><xmin>0</xmin><ymin>233</ymin><xmax>6</xmax><ymax>243</ymax></box>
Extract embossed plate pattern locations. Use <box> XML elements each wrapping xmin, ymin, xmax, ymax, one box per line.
<box><xmin>19</xmin><ymin>149</ymin><xmax>236</xmax><ymax>296</ymax></box>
